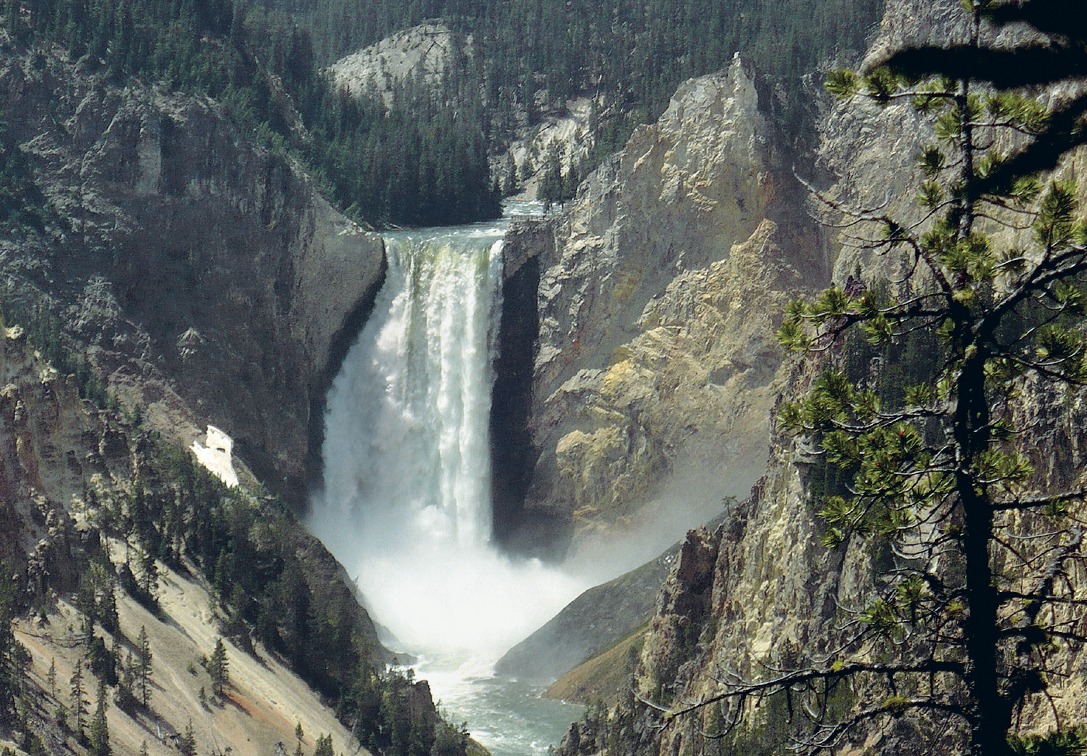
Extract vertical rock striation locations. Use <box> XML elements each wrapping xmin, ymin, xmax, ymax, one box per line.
<box><xmin>555</xmin><ymin>1</ymin><xmax>1087</xmax><ymax>753</ymax></box>
<box><xmin>498</xmin><ymin>56</ymin><xmax>828</xmax><ymax>552</ymax></box>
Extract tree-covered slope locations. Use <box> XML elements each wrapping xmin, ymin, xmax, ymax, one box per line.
<box><xmin>0</xmin><ymin>316</ymin><xmax>474</xmax><ymax>755</ymax></box>
<box><xmin>257</xmin><ymin>0</ymin><xmax>884</xmax><ymax>158</ymax></box>
<box><xmin>5</xmin><ymin>0</ymin><xmax>884</xmax><ymax>227</ymax></box>
<box><xmin>3</xmin><ymin>0</ymin><xmax>500</xmax><ymax>227</ymax></box>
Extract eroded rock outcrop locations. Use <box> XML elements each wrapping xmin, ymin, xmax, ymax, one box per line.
<box><xmin>0</xmin><ymin>38</ymin><xmax>384</xmax><ymax>498</ymax></box>
<box><xmin>328</xmin><ymin>22</ymin><xmax>459</xmax><ymax>107</ymax></box>
<box><xmin>498</xmin><ymin>56</ymin><xmax>827</xmax><ymax>549</ymax></box>
<box><xmin>552</xmin><ymin>1</ymin><xmax>1087</xmax><ymax>753</ymax></box>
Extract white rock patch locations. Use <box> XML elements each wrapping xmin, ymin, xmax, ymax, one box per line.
<box><xmin>191</xmin><ymin>424</ymin><xmax>239</xmax><ymax>488</ymax></box>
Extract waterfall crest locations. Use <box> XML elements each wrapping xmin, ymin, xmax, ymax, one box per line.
<box><xmin>309</xmin><ymin>223</ymin><xmax>584</xmax><ymax>657</ymax></box>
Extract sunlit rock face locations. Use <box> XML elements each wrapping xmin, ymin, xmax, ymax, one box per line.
<box><xmin>328</xmin><ymin>22</ymin><xmax>458</xmax><ymax>107</ymax></box>
<box><xmin>498</xmin><ymin>57</ymin><xmax>829</xmax><ymax>552</ymax></box>
<box><xmin>553</xmin><ymin>1</ymin><xmax>1087</xmax><ymax>753</ymax></box>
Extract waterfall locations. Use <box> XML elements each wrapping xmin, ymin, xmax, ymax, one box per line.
<box><xmin>309</xmin><ymin>222</ymin><xmax>585</xmax><ymax>659</ymax></box>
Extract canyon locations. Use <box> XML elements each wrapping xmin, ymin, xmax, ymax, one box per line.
<box><xmin>3</xmin><ymin>0</ymin><xmax>1087</xmax><ymax>753</ymax></box>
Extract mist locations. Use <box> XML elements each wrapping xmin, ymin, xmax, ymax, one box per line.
<box><xmin>307</xmin><ymin>223</ymin><xmax>591</xmax><ymax>661</ymax></box>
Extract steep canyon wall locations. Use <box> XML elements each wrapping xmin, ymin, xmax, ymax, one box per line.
<box><xmin>498</xmin><ymin>57</ymin><xmax>830</xmax><ymax>555</ymax></box>
<box><xmin>549</xmin><ymin>1</ymin><xmax>1087</xmax><ymax>753</ymax></box>
<box><xmin>0</xmin><ymin>39</ymin><xmax>385</xmax><ymax>498</ymax></box>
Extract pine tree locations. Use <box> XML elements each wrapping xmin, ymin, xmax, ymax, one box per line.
<box><xmin>650</xmin><ymin>2</ymin><xmax>1087</xmax><ymax>753</ymax></box>
<box><xmin>0</xmin><ymin>576</ymin><xmax>23</xmax><ymax>729</ymax></box>
<box><xmin>538</xmin><ymin>141</ymin><xmax>565</xmax><ymax>210</ymax></box>
<box><xmin>119</xmin><ymin>650</ymin><xmax>135</xmax><ymax>703</ymax></box>
<box><xmin>89</xmin><ymin>678</ymin><xmax>110</xmax><ymax>756</ymax></box>
<box><xmin>179</xmin><ymin>718</ymin><xmax>197</xmax><ymax>756</ymax></box>
<box><xmin>136</xmin><ymin>625</ymin><xmax>152</xmax><ymax>708</ymax></box>
<box><xmin>502</xmin><ymin>151</ymin><xmax>519</xmax><ymax>197</ymax></box>
<box><xmin>69</xmin><ymin>658</ymin><xmax>86</xmax><ymax>738</ymax></box>
<box><xmin>138</xmin><ymin>549</ymin><xmax>158</xmax><ymax>605</ymax></box>
<box><xmin>206</xmin><ymin>637</ymin><xmax>228</xmax><ymax>697</ymax></box>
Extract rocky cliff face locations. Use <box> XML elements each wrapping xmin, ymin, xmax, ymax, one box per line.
<box><xmin>497</xmin><ymin>56</ymin><xmax>828</xmax><ymax>551</ymax></box>
<box><xmin>328</xmin><ymin>22</ymin><xmax>459</xmax><ymax>107</ymax></box>
<box><xmin>550</xmin><ymin>1</ymin><xmax>1087</xmax><ymax>753</ymax></box>
<box><xmin>0</xmin><ymin>325</ymin><xmax>99</xmax><ymax>596</ymax></box>
<box><xmin>0</xmin><ymin>37</ymin><xmax>385</xmax><ymax>500</ymax></box>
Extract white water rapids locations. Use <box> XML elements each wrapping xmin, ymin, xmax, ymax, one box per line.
<box><xmin>308</xmin><ymin>213</ymin><xmax>589</xmax><ymax>754</ymax></box>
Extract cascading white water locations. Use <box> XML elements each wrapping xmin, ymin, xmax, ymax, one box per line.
<box><xmin>308</xmin><ymin>208</ymin><xmax>744</xmax><ymax>754</ymax></box>
<box><xmin>308</xmin><ymin>219</ymin><xmax>586</xmax><ymax>677</ymax></box>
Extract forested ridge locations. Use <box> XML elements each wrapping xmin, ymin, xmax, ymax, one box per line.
<box><xmin>4</xmin><ymin>0</ymin><xmax>882</xmax><ymax>227</ymax></box>
<box><xmin>3</xmin><ymin>0</ymin><xmax>501</xmax><ymax>227</ymax></box>
<box><xmin>0</xmin><ymin>296</ymin><xmax>472</xmax><ymax>755</ymax></box>
<box><xmin>255</xmin><ymin>0</ymin><xmax>885</xmax><ymax>197</ymax></box>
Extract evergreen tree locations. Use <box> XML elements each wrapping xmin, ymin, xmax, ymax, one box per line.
<box><xmin>652</xmin><ymin>2</ymin><xmax>1087</xmax><ymax>753</ymax></box>
<box><xmin>138</xmin><ymin>548</ymin><xmax>158</xmax><ymax>605</ymax></box>
<box><xmin>0</xmin><ymin>576</ymin><xmax>24</xmax><ymax>729</ymax></box>
<box><xmin>69</xmin><ymin>659</ymin><xmax>86</xmax><ymax>738</ymax></box>
<box><xmin>89</xmin><ymin>678</ymin><xmax>110</xmax><ymax>756</ymax></box>
<box><xmin>4</xmin><ymin>0</ymin><xmax>22</xmax><ymax>42</ymax></box>
<box><xmin>118</xmin><ymin>650</ymin><xmax>136</xmax><ymax>709</ymax></box>
<box><xmin>502</xmin><ymin>151</ymin><xmax>519</xmax><ymax>197</ymax></box>
<box><xmin>206</xmin><ymin>637</ymin><xmax>228</xmax><ymax>697</ymax></box>
<box><xmin>136</xmin><ymin>625</ymin><xmax>152</xmax><ymax>708</ymax></box>
<box><xmin>538</xmin><ymin>141</ymin><xmax>565</xmax><ymax>210</ymax></box>
<box><xmin>55</xmin><ymin>702</ymin><xmax>68</xmax><ymax>732</ymax></box>
<box><xmin>179</xmin><ymin>718</ymin><xmax>196</xmax><ymax>756</ymax></box>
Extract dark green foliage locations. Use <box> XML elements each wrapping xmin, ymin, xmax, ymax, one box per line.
<box><xmin>136</xmin><ymin>626</ymin><xmax>151</xmax><ymax>708</ymax></box>
<box><xmin>537</xmin><ymin>140</ymin><xmax>581</xmax><ymax>210</ymax></box>
<box><xmin>88</xmin><ymin>678</ymin><xmax>110</xmax><ymax>756</ymax></box>
<box><xmin>304</xmin><ymin>83</ymin><xmax>501</xmax><ymax>227</ymax></box>
<box><xmin>260</xmin><ymin>0</ymin><xmax>884</xmax><ymax>146</ymax></box>
<box><xmin>86</xmin><ymin>636</ymin><xmax>117</xmax><ymax>688</ymax></box>
<box><xmin>629</xmin><ymin>3</ymin><xmax>1087</xmax><ymax>754</ymax></box>
<box><xmin>334</xmin><ymin>650</ymin><xmax>444</xmax><ymax>756</ymax></box>
<box><xmin>1008</xmin><ymin>727</ymin><xmax>1087</xmax><ymax>756</ymax></box>
<box><xmin>68</xmin><ymin>659</ymin><xmax>86</xmax><ymax>737</ymax></box>
<box><xmin>96</xmin><ymin>438</ymin><xmax>462</xmax><ymax>754</ymax></box>
<box><xmin>0</xmin><ymin>290</ymin><xmax>113</xmax><ymax>409</ymax></box>
<box><xmin>8</xmin><ymin>0</ymin><xmax>886</xmax><ymax>227</ymax></box>
<box><xmin>0</xmin><ymin>111</ymin><xmax>46</xmax><ymax>232</ymax></box>
<box><xmin>0</xmin><ymin>573</ymin><xmax>28</xmax><ymax>730</ymax></box>
<box><xmin>770</xmin><ymin>3</ymin><xmax>1087</xmax><ymax>752</ymax></box>
<box><xmin>178</xmin><ymin>718</ymin><xmax>196</xmax><ymax>756</ymax></box>
<box><xmin>802</xmin><ymin>295</ymin><xmax>945</xmax><ymax>502</ymax></box>
<box><xmin>75</xmin><ymin>559</ymin><xmax>120</xmax><ymax>636</ymax></box>
<box><xmin>432</xmin><ymin>720</ymin><xmax>471</xmax><ymax>756</ymax></box>
<box><xmin>245</xmin><ymin>0</ymin><xmax>885</xmax><ymax>219</ymax></box>
<box><xmin>205</xmin><ymin>637</ymin><xmax>228</xmax><ymax>696</ymax></box>
<box><xmin>6</xmin><ymin>0</ymin><xmax>497</xmax><ymax>227</ymax></box>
